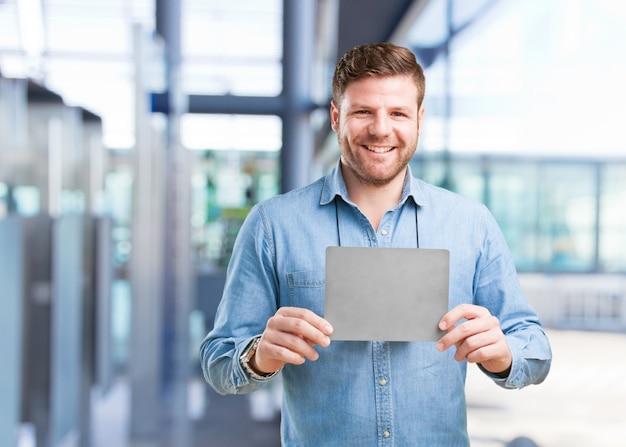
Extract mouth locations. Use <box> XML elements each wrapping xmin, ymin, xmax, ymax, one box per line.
<box><xmin>364</xmin><ymin>145</ymin><xmax>395</xmax><ymax>153</ymax></box>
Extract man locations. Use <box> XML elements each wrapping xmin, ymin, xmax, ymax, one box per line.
<box><xmin>200</xmin><ymin>42</ymin><xmax>551</xmax><ymax>446</ymax></box>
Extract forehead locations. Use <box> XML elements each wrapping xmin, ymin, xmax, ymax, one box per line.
<box><xmin>340</xmin><ymin>75</ymin><xmax>419</xmax><ymax>108</ymax></box>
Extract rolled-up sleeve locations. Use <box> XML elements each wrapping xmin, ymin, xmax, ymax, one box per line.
<box><xmin>474</xmin><ymin>206</ymin><xmax>552</xmax><ymax>389</ymax></box>
<box><xmin>199</xmin><ymin>204</ymin><xmax>279</xmax><ymax>395</ymax></box>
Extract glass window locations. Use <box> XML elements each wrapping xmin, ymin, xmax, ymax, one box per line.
<box><xmin>599</xmin><ymin>163</ymin><xmax>626</xmax><ymax>272</ymax></box>
<box><xmin>536</xmin><ymin>164</ymin><xmax>597</xmax><ymax>272</ymax></box>
<box><xmin>190</xmin><ymin>150</ymin><xmax>279</xmax><ymax>268</ymax></box>
<box><xmin>8</xmin><ymin>186</ymin><xmax>40</xmax><ymax>216</ymax></box>
<box><xmin>405</xmin><ymin>0</ymin><xmax>626</xmax><ymax>159</ymax></box>
<box><xmin>181</xmin><ymin>114</ymin><xmax>282</xmax><ymax>152</ymax></box>
<box><xmin>487</xmin><ymin>161</ymin><xmax>539</xmax><ymax>271</ymax></box>
<box><xmin>415</xmin><ymin>156</ymin><xmax>625</xmax><ymax>274</ymax></box>
<box><xmin>411</xmin><ymin>154</ymin><xmax>446</xmax><ymax>186</ymax></box>
<box><xmin>182</xmin><ymin>0</ymin><xmax>282</xmax><ymax>97</ymax></box>
<box><xmin>105</xmin><ymin>165</ymin><xmax>134</xmax><ymax>269</ymax></box>
<box><xmin>449</xmin><ymin>158</ymin><xmax>484</xmax><ymax>202</ymax></box>
<box><xmin>0</xmin><ymin>182</ymin><xmax>7</xmax><ymax>218</ymax></box>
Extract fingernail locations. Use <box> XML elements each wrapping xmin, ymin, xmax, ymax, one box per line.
<box><xmin>439</xmin><ymin>321</ymin><xmax>447</xmax><ymax>330</ymax></box>
<box><xmin>325</xmin><ymin>324</ymin><xmax>334</xmax><ymax>334</ymax></box>
<box><xmin>322</xmin><ymin>336</ymin><xmax>331</xmax><ymax>346</ymax></box>
<box><xmin>436</xmin><ymin>342</ymin><xmax>444</xmax><ymax>352</ymax></box>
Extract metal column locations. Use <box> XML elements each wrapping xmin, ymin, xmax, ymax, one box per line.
<box><xmin>129</xmin><ymin>24</ymin><xmax>164</xmax><ymax>439</ymax></box>
<box><xmin>129</xmin><ymin>0</ymin><xmax>193</xmax><ymax>443</ymax></box>
<box><xmin>50</xmin><ymin>215</ymin><xmax>85</xmax><ymax>446</ymax></box>
<box><xmin>0</xmin><ymin>217</ymin><xmax>24</xmax><ymax>447</ymax></box>
<box><xmin>157</xmin><ymin>0</ymin><xmax>193</xmax><ymax>444</ymax></box>
<box><xmin>281</xmin><ymin>0</ymin><xmax>317</xmax><ymax>192</ymax></box>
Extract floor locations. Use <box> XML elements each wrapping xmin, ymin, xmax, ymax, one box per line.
<box><xmin>88</xmin><ymin>329</ymin><xmax>626</xmax><ymax>447</ymax></box>
<box><xmin>466</xmin><ymin>329</ymin><xmax>626</xmax><ymax>447</ymax></box>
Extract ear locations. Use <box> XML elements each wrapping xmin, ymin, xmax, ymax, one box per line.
<box><xmin>417</xmin><ymin>105</ymin><xmax>425</xmax><ymax>135</ymax></box>
<box><xmin>330</xmin><ymin>100</ymin><xmax>339</xmax><ymax>132</ymax></box>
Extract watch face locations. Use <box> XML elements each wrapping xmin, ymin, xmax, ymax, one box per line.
<box><xmin>240</xmin><ymin>337</ymin><xmax>279</xmax><ymax>380</ymax></box>
<box><xmin>241</xmin><ymin>337</ymin><xmax>260</xmax><ymax>363</ymax></box>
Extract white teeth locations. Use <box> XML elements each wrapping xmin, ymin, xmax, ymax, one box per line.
<box><xmin>365</xmin><ymin>145</ymin><xmax>393</xmax><ymax>153</ymax></box>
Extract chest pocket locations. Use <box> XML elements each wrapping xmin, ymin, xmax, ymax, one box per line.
<box><xmin>286</xmin><ymin>270</ymin><xmax>325</xmax><ymax>316</ymax></box>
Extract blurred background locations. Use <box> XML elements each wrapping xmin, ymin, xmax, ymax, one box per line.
<box><xmin>1</xmin><ymin>0</ymin><xmax>625</xmax><ymax>446</ymax></box>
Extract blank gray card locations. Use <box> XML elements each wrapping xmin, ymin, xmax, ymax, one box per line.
<box><xmin>324</xmin><ymin>246</ymin><xmax>450</xmax><ymax>341</ymax></box>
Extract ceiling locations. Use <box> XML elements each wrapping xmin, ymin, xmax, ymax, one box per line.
<box><xmin>3</xmin><ymin>0</ymin><xmax>626</xmax><ymax>160</ymax></box>
<box><xmin>0</xmin><ymin>0</ymin><xmax>433</xmax><ymax>149</ymax></box>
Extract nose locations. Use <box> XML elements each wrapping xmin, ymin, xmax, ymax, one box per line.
<box><xmin>368</xmin><ymin>112</ymin><xmax>392</xmax><ymax>137</ymax></box>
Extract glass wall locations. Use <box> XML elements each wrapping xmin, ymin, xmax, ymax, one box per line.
<box><xmin>485</xmin><ymin>160</ymin><xmax>539</xmax><ymax>271</ymax></box>
<box><xmin>405</xmin><ymin>0</ymin><xmax>626</xmax><ymax>159</ymax></box>
<box><xmin>181</xmin><ymin>0</ymin><xmax>282</xmax><ymax>97</ymax></box>
<box><xmin>536</xmin><ymin>163</ymin><xmax>597</xmax><ymax>272</ymax></box>
<box><xmin>190</xmin><ymin>150</ymin><xmax>279</xmax><ymax>269</ymax></box>
<box><xmin>411</xmin><ymin>154</ymin><xmax>626</xmax><ymax>274</ymax></box>
<box><xmin>401</xmin><ymin>0</ymin><xmax>626</xmax><ymax>274</ymax></box>
<box><xmin>600</xmin><ymin>164</ymin><xmax>626</xmax><ymax>272</ymax></box>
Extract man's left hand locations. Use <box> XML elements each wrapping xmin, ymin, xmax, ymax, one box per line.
<box><xmin>436</xmin><ymin>303</ymin><xmax>512</xmax><ymax>375</ymax></box>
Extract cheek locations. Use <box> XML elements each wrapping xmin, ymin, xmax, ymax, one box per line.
<box><xmin>340</xmin><ymin>120</ymin><xmax>364</xmax><ymax>140</ymax></box>
<box><xmin>399</xmin><ymin>124</ymin><xmax>419</xmax><ymax>141</ymax></box>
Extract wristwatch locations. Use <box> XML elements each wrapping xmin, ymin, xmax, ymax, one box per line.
<box><xmin>239</xmin><ymin>337</ymin><xmax>280</xmax><ymax>381</ymax></box>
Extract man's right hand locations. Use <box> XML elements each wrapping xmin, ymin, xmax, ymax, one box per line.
<box><xmin>251</xmin><ymin>307</ymin><xmax>334</xmax><ymax>374</ymax></box>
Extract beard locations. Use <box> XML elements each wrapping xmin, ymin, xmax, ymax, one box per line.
<box><xmin>337</xmin><ymin>132</ymin><xmax>418</xmax><ymax>187</ymax></box>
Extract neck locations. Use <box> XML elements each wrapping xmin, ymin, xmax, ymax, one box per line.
<box><xmin>341</xmin><ymin>163</ymin><xmax>406</xmax><ymax>231</ymax></box>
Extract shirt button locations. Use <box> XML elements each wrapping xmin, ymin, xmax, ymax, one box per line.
<box><xmin>381</xmin><ymin>229</ymin><xmax>389</xmax><ymax>236</ymax></box>
<box><xmin>379</xmin><ymin>377</ymin><xmax>387</xmax><ymax>386</ymax></box>
<box><xmin>383</xmin><ymin>430</ymin><xmax>390</xmax><ymax>438</ymax></box>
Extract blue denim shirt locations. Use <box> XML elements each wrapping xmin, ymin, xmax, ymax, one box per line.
<box><xmin>200</xmin><ymin>161</ymin><xmax>552</xmax><ymax>446</ymax></box>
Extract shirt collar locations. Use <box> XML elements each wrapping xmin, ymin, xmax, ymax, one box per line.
<box><xmin>320</xmin><ymin>159</ymin><xmax>428</xmax><ymax>207</ymax></box>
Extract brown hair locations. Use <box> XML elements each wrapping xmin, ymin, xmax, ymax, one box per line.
<box><xmin>332</xmin><ymin>42</ymin><xmax>426</xmax><ymax>108</ymax></box>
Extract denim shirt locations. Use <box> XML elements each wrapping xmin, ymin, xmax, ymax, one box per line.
<box><xmin>200</xmin><ymin>161</ymin><xmax>552</xmax><ymax>447</ymax></box>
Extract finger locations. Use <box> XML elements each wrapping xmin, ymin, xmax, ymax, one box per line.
<box><xmin>255</xmin><ymin>331</ymin><xmax>322</xmax><ymax>372</ymax></box>
<box><xmin>436</xmin><ymin>315</ymin><xmax>498</xmax><ymax>352</ymax></box>
<box><xmin>436</xmin><ymin>318</ymin><xmax>478</xmax><ymax>352</ymax></box>
<box><xmin>277</xmin><ymin>306</ymin><xmax>334</xmax><ymax>335</ymax></box>
<box><xmin>438</xmin><ymin>303</ymin><xmax>487</xmax><ymax>331</ymax></box>
<box><xmin>254</xmin><ymin>307</ymin><xmax>334</xmax><ymax>372</ymax></box>
<box><xmin>463</xmin><ymin>341</ymin><xmax>501</xmax><ymax>364</ymax></box>
<box><xmin>452</xmin><ymin>330</ymin><xmax>495</xmax><ymax>362</ymax></box>
<box><xmin>260</xmin><ymin>332</ymin><xmax>320</xmax><ymax>364</ymax></box>
<box><xmin>461</xmin><ymin>336</ymin><xmax>512</xmax><ymax>373</ymax></box>
<box><xmin>274</xmin><ymin>307</ymin><xmax>333</xmax><ymax>346</ymax></box>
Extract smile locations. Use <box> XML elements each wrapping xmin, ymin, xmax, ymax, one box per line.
<box><xmin>365</xmin><ymin>145</ymin><xmax>394</xmax><ymax>153</ymax></box>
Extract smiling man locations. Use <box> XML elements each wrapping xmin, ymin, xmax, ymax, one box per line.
<box><xmin>200</xmin><ymin>42</ymin><xmax>552</xmax><ymax>446</ymax></box>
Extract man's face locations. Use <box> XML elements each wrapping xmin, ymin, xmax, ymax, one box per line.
<box><xmin>331</xmin><ymin>75</ymin><xmax>424</xmax><ymax>187</ymax></box>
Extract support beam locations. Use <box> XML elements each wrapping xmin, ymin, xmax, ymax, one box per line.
<box><xmin>129</xmin><ymin>24</ymin><xmax>162</xmax><ymax>439</ymax></box>
<box><xmin>156</xmin><ymin>0</ymin><xmax>193</xmax><ymax>445</ymax></box>
<box><xmin>281</xmin><ymin>0</ymin><xmax>317</xmax><ymax>192</ymax></box>
<box><xmin>152</xmin><ymin>92</ymin><xmax>285</xmax><ymax>116</ymax></box>
<box><xmin>335</xmin><ymin>0</ymin><xmax>417</xmax><ymax>58</ymax></box>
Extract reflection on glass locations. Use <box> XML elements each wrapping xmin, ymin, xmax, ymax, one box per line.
<box><xmin>191</xmin><ymin>150</ymin><xmax>279</xmax><ymax>269</ymax></box>
<box><xmin>411</xmin><ymin>153</ymin><xmax>625</xmax><ymax>273</ymax></box>
<box><xmin>488</xmin><ymin>161</ymin><xmax>539</xmax><ymax>271</ymax></box>
<box><xmin>0</xmin><ymin>182</ymin><xmax>7</xmax><ymax>218</ymax></box>
<box><xmin>13</xmin><ymin>186</ymin><xmax>40</xmax><ymax>216</ymax></box>
<box><xmin>537</xmin><ymin>164</ymin><xmax>596</xmax><ymax>272</ymax></box>
<box><xmin>600</xmin><ymin>164</ymin><xmax>626</xmax><ymax>272</ymax></box>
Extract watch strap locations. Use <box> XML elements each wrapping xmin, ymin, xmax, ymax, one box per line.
<box><xmin>239</xmin><ymin>337</ymin><xmax>280</xmax><ymax>381</ymax></box>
